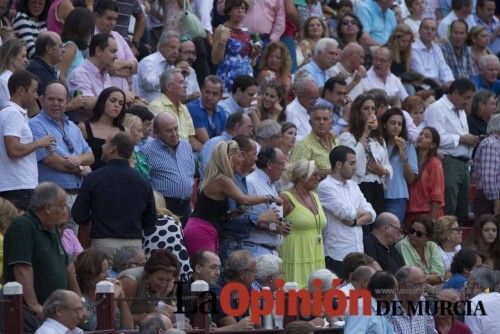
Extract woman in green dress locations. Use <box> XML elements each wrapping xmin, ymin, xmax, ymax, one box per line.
<box><xmin>279</xmin><ymin>159</ymin><xmax>327</xmax><ymax>288</ymax></box>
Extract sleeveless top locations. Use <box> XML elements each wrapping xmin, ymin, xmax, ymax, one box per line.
<box><xmin>63</xmin><ymin>41</ymin><xmax>84</xmax><ymax>77</ymax></box>
<box><xmin>46</xmin><ymin>0</ymin><xmax>64</xmax><ymax>33</ymax></box>
<box><xmin>84</xmin><ymin>122</ymin><xmax>125</xmax><ymax>170</ymax></box>
<box><xmin>191</xmin><ymin>191</ymin><xmax>229</xmax><ymax>231</ymax></box>
<box><xmin>282</xmin><ymin>191</ymin><xmax>327</xmax><ymax>234</ymax></box>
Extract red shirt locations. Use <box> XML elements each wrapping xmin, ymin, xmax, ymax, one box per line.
<box><xmin>407</xmin><ymin>156</ymin><xmax>445</xmax><ymax>216</ymax></box>
<box><xmin>436</xmin><ymin>319</ymin><xmax>472</xmax><ymax>334</ymax></box>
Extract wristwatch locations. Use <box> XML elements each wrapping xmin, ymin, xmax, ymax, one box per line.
<box><xmin>269</xmin><ymin>223</ymin><xmax>277</xmax><ymax>231</ymax></box>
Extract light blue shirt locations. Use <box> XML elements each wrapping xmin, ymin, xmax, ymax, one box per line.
<box><xmin>385</xmin><ymin>143</ymin><xmax>418</xmax><ymax>199</ymax></box>
<box><xmin>355</xmin><ymin>0</ymin><xmax>396</xmax><ymax>45</ymax></box>
<box><xmin>345</xmin><ymin>297</ymin><xmax>395</xmax><ymax>334</ymax></box>
<box><xmin>302</xmin><ymin>60</ymin><xmax>327</xmax><ymax>88</ymax></box>
<box><xmin>29</xmin><ymin>111</ymin><xmax>92</xmax><ymax>189</ymax></box>
<box><xmin>218</xmin><ymin>95</ymin><xmax>243</xmax><ymax>118</ymax></box>
<box><xmin>199</xmin><ymin>131</ymin><xmax>232</xmax><ymax>177</ymax></box>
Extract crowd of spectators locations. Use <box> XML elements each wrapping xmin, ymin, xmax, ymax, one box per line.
<box><xmin>0</xmin><ymin>0</ymin><xmax>499</xmax><ymax>333</ymax></box>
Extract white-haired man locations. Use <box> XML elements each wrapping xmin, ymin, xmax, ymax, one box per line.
<box><xmin>286</xmin><ymin>72</ymin><xmax>319</xmax><ymax>141</ymax></box>
<box><xmin>301</xmin><ymin>38</ymin><xmax>341</xmax><ymax>89</ymax></box>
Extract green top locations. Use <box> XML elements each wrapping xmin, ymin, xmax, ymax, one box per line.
<box><xmin>395</xmin><ymin>236</ymin><xmax>446</xmax><ymax>280</ymax></box>
<box><xmin>3</xmin><ymin>210</ymin><xmax>68</xmax><ymax>304</ymax></box>
<box><xmin>290</xmin><ymin>132</ymin><xmax>338</xmax><ymax>171</ymax></box>
<box><xmin>134</xmin><ymin>150</ymin><xmax>151</xmax><ymax>178</ymax></box>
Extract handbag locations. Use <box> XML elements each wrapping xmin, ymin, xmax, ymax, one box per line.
<box><xmin>181</xmin><ymin>0</ymin><xmax>206</xmax><ymax>39</ymax></box>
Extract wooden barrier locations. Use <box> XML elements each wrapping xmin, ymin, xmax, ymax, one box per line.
<box><xmin>3</xmin><ymin>282</ymin><xmax>24</xmax><ymax>334</ymax></box>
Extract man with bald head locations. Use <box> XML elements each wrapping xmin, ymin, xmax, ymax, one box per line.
<box><xmin>327</xmin><ymin>42</ymin><xmax>367</xmax><ymax>100</ymax></box>
<box><xmin>140</xmin><ymin>112</ymin><xmax>195</xmax><ymax>226</ymax></box>
<box><xmin>27</xmin><ymin>31</ymin><xmax>65</xmax><ymax>96</ymax></box>
<box><xmin>363</xmin><ymin>212</ymin><xmax>404</xmax><ymax>274</ymax></box>
<box><xmin>365</xmin><ymin>47</ymin><xmax>408</xmax><ymax>101</ymax></box>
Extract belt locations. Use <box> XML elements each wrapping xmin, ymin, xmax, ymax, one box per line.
<box><xmin>164</xmin><ymin>197</ymin><xmax>191</xmax><ymax>205</ymax></box>
<box><xmin>64</xmin><ymin>188</ymin><xmax>79</xmax><ymax>195</ymax></box>
<box><xmin>445</xmin><ymin>155</ymin><xmax>470</xmax><ymax>163</ymax></box>
<box><xmin>243</xmin><ymin>241</ymin><xmax>277</xmax><ymax>252</ymax></box>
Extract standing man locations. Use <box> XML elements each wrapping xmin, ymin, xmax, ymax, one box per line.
<box><xmin>242</xmin><ymin>0</ymin><xmax>285</xmax><ymax>45</ymax></box>
<box><xmin>318</xmin><ymin>145</ymin><xmax>376</xmax><ymax>278</ymax></box>
<box><xmin>187</xmin><ymin>75</ymin><xmax>226</xmax><ymax>145</ymax></box>
<box><xmin>141</xmin><ymin>112</ymin><xmax>195</xmax><ymax>227</ymax></box>
<box><xmin>3</xmin><ymin>183</ymin><xmax>81</xmax><ymax>332</ymax></box>
<box><xmin>424</xmin><ymin>78</ymin><xmax>478</xmax><ymax>224</ymax></box>
<box><xmin>242</xmin><ymin>147</ymin><xmax>290</xmax><ymax>256</ymax></box>
<box><xmin>72</xmin><ymin>132</ymin><xmax>156</xmax><ymax>259</ymax></box>
<box><xmin>0</xmin><ymin>70</ymin><xmax>55</xmax><ymax>210</ymax></box>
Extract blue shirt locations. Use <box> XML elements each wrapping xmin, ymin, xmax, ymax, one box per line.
<box><xmin>385</xmin><ymin>143</ymin><xmax>418</xmax><ymax>199</ymax></box>
<box><xmin>140</xmin><ymin>138</ymin><xmax>195</xmax><ymax>199</ymax></box>
<box><xmin>187</xmin><ymin>98</ymin><xmax>227</xmax><ymax>139</ymax></box>
<box><xmin>29</xmin><ymin>111</ymin><xmax>91</xmax><ymax>189</ymax></box>
<box><xmin>471</xmin><ymin>75</ymin><xmax>500</xmax><ymax>95</ymax></box>
<box><xmin>443</xmin><ymin>273</ymin><xmax>467</xmax><ymax>290</ymax></box>
<box><xmin>355</xmin><ymin>0</ymin><xmax>396</xmax><ymax>45</ymax></box>
<box><xmin>302</xmin><ymin>60</ymin><xmax>327</xmax><ymax>88</ymax></box>
<box><xmin>345</xmin><ymin>297</ymin><xmax>395</xmax><ymax>334</ymax></box>
<box><xmin>199</xmin><ymin>132</ymin><xmax>232</xmax><ymax>177</ymax></box>
<box><xmin>218</xmin><ymin>95</ymin><xmax>242</xmax><ymax>118</ymax></box>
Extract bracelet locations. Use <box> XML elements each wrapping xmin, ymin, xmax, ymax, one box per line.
<box><xmin>266</xmin><ymin>194</ymin><xmax>274</xmax><ymax>204</ymax></box>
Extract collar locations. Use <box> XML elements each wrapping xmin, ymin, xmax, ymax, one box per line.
<box><xmin>329</xmin><ymin>175</ymin><xmax>348</xmax><ymax>186</ymax></box>
<box><xmin>32</xmin><ymin>56</ymin><xmax>56</xmax><ymax>72</ymax></box>
<box><xmin>26</xmin><ymin>209</ymin><xmax>45</xmax><ymax>231</ymax></box>
<box><xmin>310</xmin><ymin>131</ymin><xmax>336</xmax><ymax>146</ymax></box>
<box><xmin>85</xmin><ymin>58</ymin><xmax>107</xmax><ymax>77</ymax></box>
<box><xmin>254</xmin><ymin>168</ymin><xmax>274</xmax><ymax>186</ymax></box>
<box><xmin>441</xmin><ymin>94</ymin><xmax>457</xmax><ymax>111</ymax></box>
<box><xmin>197</xmin><ymin>97</ymin><xmax>222</xmax><ymax>114</ymax></box>
<box><xmin>336</xmin><ymin>62</ymin><xmax>354</xmax><ymax>76</ymax></box>
<box><xmin>371</xmin><ymin>0</ymin><xmax>384</xmax><ymax>15</ymax></box>
<box><xmin>367</xmin><ymin>67</ymin><xmax>389</xmax><ymax>81</ymax></box>
<box><xmin>154</xmin><ymin>137</ymin><xmax>179</xmax><ymax>151</ymax></box>
<box><xmin>40</xmin><ymin>110</ymin><xmax>69</xmax><ymax>125</ymax></box>
<box><xmin>5</xmin><ymin>101</ymin><xmax>28</xmax><ymax>117</ymax></box>
<box><xmin>292</xmin><ymin>97</ymin><xmax>307</xmax><ymax>113</ymax></box>
<box><xmin>44</xmin><ymin>318</ymin><xmax>72</xmax><ymax>333</ymax></box>
<box><xmin>414</xmin><ymin>38</ymin><xmax>434</xmax><ymax>51</ymax></box>
<box><xmin>308</xmin><ymin>59</ymin><xmax>325</xmax><ymax>73</ymax></box>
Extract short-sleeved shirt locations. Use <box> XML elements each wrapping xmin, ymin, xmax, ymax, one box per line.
<box><xmin>187</xmin><ymin>98</ymin><xmax>227</xmax><ymax>139</ymax></box>
<box><xmin>290</xmin><ymin>132</ymin><xmax>338</xmax><ymax>171</ymax></box>
<box><xmin>114</xmin><ymin>0</ymin><xmax>142</xmax><ymax>37</ymax></box>
<box><xmin>148</xmin><ymin>94</ymin><xmax>195</xmax><ymax>140</ymax></box>
<box><xmin>354</xmin><ymin>0</ymin><xmax>396</xmax><ymax>45</ymax></box>
<box><xmin>3</xmin><ymin>210</ymin><xmax>68</xmax><ymax>304</ymax></box>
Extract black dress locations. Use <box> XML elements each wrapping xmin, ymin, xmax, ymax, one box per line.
<box><xmin>84</xmin><ymin>122</ymin><xmax>124</xmax><ymax>170</ymax></box>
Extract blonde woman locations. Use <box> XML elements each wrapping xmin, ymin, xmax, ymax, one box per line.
<box><xmin>142</xmin><ymin>191</ymin><xmax>192</xmax><ymax>282</ymax></box>
<box><xmin>0</xmin><ymin>198</ymin><xmax>18</xmax><ymax>286</ymax></box>
<box><xmin>386</xmin><ymin>23</ymin><xmax>415</xmax><ymax>77</ymax></box>
<box><xmin>280</xmin><ymin>160</ymin><xmax>326</xmax><ymax>288</ymax></box>
<box><xmin>467</xmin><ymin>26</ymin><xmax>492</xmax><ymax>72</ymax></box>
<box><xmin>122</xmin><ymin>113</ymin><xmax>150</xmax><ymax>178</ymax></box>
<box><xmin>183</xmin><ymin>140</ymin><xmax>282</xmax><ymax>257</ymax></box>
<box><xmin>433</xmin><ymin>216</ymin><xmax>463</xmax><ymax>273</ymax></box>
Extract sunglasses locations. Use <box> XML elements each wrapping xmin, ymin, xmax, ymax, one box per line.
<box><xmin>62</xmin><ymin>133</ymin><xmax>74</xmax><ymax>154</ymax></box>
<box><xmin>342</xmin><ymin>20</ymin><xmax>357</xmax><ymax>26</ymax></box>
<box><xmin>409</xmin><ymin>228</ymin><xmax>426</xmax><ymax>238</ymax></box>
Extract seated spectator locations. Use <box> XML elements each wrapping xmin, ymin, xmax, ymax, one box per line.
<box><xmin>78</xmin><ymin>87</ymin><xmax>126</xmax><ymax>170</ymax></box>
<box><xmin>118</xmin><ymin>249</ymin><xmax>180</xmax><ymax>325</ymax></box>
<box><xmin>111</xmin><ymin>246</ymin><xmax>146</xmax><ymax>277</ymax></box>
<box><xmin>0</xmin><ymin>38</ymin><xmax>28</xmax><ymax>101</ymax></box>
<box><xmin>290</xmin><ymin>105</ymin><xmax>338</xmax><ymax>179</ymax></box>
<box><xmin>218</xmin><ymin>74</ymin><xmax>258</xmax><ymax>117</ymax></box>
<box><xmin>255</xmin><ymin>254</ymin><xmax>283</xmax><ymax>291</ymax></box>
<box><xmin>138</xmin><ymin>314</ymin><xmax>172</xmax><ymax>333</ymax></box>
<box><xmin>257</xmin><ymin>41</ymin><xmax>292</xmax><ymax>91</ymax></box>
<box><xmin>434</xmin><ymin>289</ymin><xmax>472</xmax><ymax>334</ymax></box>
<box><xmin>411</xmin><ymin>18</ymin><xmax>455</xmax><ymax>89</ymax></box>
<box><xmin>464</xmin><ymin>266</ymin><xmax>500</xmax><ymax>333</ymax></box>
<box><xmin>255</xmin><ymin>119</ymin><xmax>282</xmax><ymax>149</ymax></box>
<box><xmin>415</xmin><ymin>89</ymin><xmax>436</xmax><ymax>109</ymax></box>
<box><xmin>470</xmin><ymin>54</ymin><xmax>500</xmax><ymax>95</ymax></box>
<box><xmin>178</xmin><ymin>38</ymin><xmax>200</xmax><ymax>104</ymax></box>
<box><xmin>317</xmin><ymin>76</ymin><xmax>349</xmax><ymax>136</ymax></box>
<box><xmin>0</xmin><ymin>197</ymin><xmax>18</xmax><ymax>285</ymax></box>
<box><xmin>301</xmin><ymin>16</ymin><xmax>328</xmax><ymax>51</ymax></box>
<box><xmin>340</xmin><ymin>252</ymin><xmax>381</xmax><ymax>295</ymax></box>
<box><xmin>468</xmin><ymin>90</ymin><xmax>497</xmax><ymax>137</ymax></box>
<box><xmin>433</xmin><ymin>216</ymin><xmax>463</xmax><ymax>273</ymax></box>
<box><xmin>284</xmin><ymin>321</ymin><xmax>314</xmax><ymax>334</ymax></box>
<box><xmin>441</xmin><ymin>20</ymin><xmax>477</xmax><ymax>80</ymax></box>
<box><xmin>75</xmin><ymin>249</ymin><xmax>134</xmax><ymax>331</ymax></box>
<box><xmin>67</xmin><ymin>33</ymin><xmax>118</xmax><ymax>112</ymax></box>
<box><xmin>137</xmin><ymin>31</ymin><xmax>181</xmax><ymax>103</ymax></box>
<box><xmin>127</xmin><ymin>106</ymin><xmax>155</xmax><ymax>148</ymax></box>
<box><xmin>35</xmin><ymin>290</ymin><xmax>85</xmax><ymax>334</ymax></box>
<box><xmin>396</xmin><ymin>216</ymin><xmax>446</xmax><ymax>285</ymax></box>
<box><xmin>437</xmin><ymin>0</ymin><xmax>475</xmax><ymax>38</ymax></box>
<box><xmin>473</xmin><ymin>114</ymin><xmax>500</xmax><ymax>216</ymax></box>
<box><xmin>443</xmin><ymin>247</ymin><xmax>482</xmax><ymax>289</ymax></box>
<box><xmin>280</xmin><ymin>160</ymin><xmax>326</xmax><ymax>287</ymax></box>
<box><xmin>149</xmin><ymin>68</ymin><xmax>201</xmax><ymax>150</ymax></box>
<box><xmin>367</xmin><ymin>270</ymin><xmax>397</xmax><ymax>303</ymax></box>
<box><xmin>286</xmin><ymin>72</ymin><xmax>319</xmax><ymax>141</ymax></box>
<box><xmin>464</xmin><ymin>214</ymin><xmax>500</xmax><ymax>268</ymax></box>
<box><xmin>46</xmin><ymin>0</ymin><xmax>73</xmax><ymax>34</ymax></box>
<box><xmin>248</xmin><ymin>80</ymin><xmax>286</xmax><ymax>129</ymax></box>
<box><xmin>12</xmin><ymin>0</ymin><xmax>49</xmax><ymax>58</ymax></box>
<box><xmin>386</xmin><ymin>23</ymin><xmax>415</xmax><ymax>77</ymax></box>
<box><xmin>354</xmin><ymin>0</ymin><xmax>396</xmax><ymax>46</ymax></box>
<box><xmin>59</xmin><ymin>8</ymin><xmax>94</xmax><ymax>83</ymax></box>
<box><xmin>187</xmin><ymin>75</ymin><xmax>226</xmax><ymax>144</ymax></box>
<box><xmin>363</xmin><ymin>212</ymin><xmax>405</xmax><ymax>274</ymax></box>
<box><xmin>143</xmin><ymin>191</ymin><xmax>192</xmax><ymax>282</ymax></box>
<box><xmin>301</xmin><ymin>38</ymin><xmax>340</xmax><ymax>89</ymax></box>
<box><xmin>474</xmin><ymin>0</ymin><xmax>499</xmax><ymax>55</ymax></box>
<box><xmin>327</xmin><ymin>42</ymin><xmax>366</xmax><ymax>101</ymax></box>
<box><xmin>403</xmin><ymin>0</ymin><xmax>424</xmax><ymax>36</ymax></box>
<box><xmin>122</xmin><ymin>113</ymin><xmax>150</xmax><ymax>178</ymax></box>
<box><xmin>468</xmin><ymin>25</ymin><xmax>493</xmax><ymax>71</ymax></box>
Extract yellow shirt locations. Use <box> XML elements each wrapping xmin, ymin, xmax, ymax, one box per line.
<box><xmin>148</xmin><ymin>94</ymin><xmax>195</xmax><ymax>140</ymax></box>
<box><xmin>290</xmin><ymin>132</ymin><xmax>338</xmax><ymax>171</ymax></box>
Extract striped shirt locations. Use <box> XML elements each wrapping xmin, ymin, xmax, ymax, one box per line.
<box><xmin>140</xmin><ymin>138</ymin><xmax>195</xmax><ymax>199</ymax></box>
<box><xmin>114</xmin><ymin>0</ymin><xmax>142</xmax><ymax>38</ymax></box>
<box><xmin>245</xmin><ymin>168</ymin><xmax>283</xmax><ymax>248</ymax></box>
<box><xmin>473</xmin><ymin>134</ymin><xmax>500</xmax><ymax>201</ymax></box>
<box><xmin>12</xmin><ymin>12</ymin><xmax>47</xmax><ymax>58</ymax></box>
<box><xmin>440</xmin><ymin>41</ymin><xmax>477</xmax><ymax>80</ymax></box>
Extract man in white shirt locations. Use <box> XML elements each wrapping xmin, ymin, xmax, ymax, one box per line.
<box><xmin>326</xmin><ymin>42</ymin><xmax>367</xmax><ymax>101</ymax></box>
<box><xmin>464</xmin><ymin>266</ymin><xmax>500</xmax><ymax>333</ymax></box>
<box><xmin>243</xmin><ymin>147</ymin><xmax>290</xmax><ymax>256</ymax></box>
<box><xmin>364</xmin><ymin>47</ymin><xmax>408</xmax><ymax>102</ymax></box>
<box><xmin>137</xmin><ymin>31</ymin><xmax>180</xmax><ymax>103</ymax></box>
<box><xmin>411</xmin><ymin>18</ymin><xmax>455</xmax><ymax>89</ymax></box>
<box><xmin>286</xmin><ymin>72</ymin><xmax>320</xmax><ymax>141</ymax></box>
<box><xmin>318</xmin><ymin>145</ymin><xmax>376</xmax><ymax>278</ymax></box>
<box><xmin>35</xmin><ymin>290</ymin><xmax>85</xmax><ymax>334</ymax></box>
<box><xmin>0</xmin><ymin>70</ymin><xmax>55</xmax><ymax>210</ymax></box>
<box><xmin>437</xmin><ymin>0</ymin><xmax>475</xmax><ymax>38</ymax></box>
<box><xmin>424</xmin><ymin>78</ymin><xmax>479</xmax><ymax>225</ymax></box>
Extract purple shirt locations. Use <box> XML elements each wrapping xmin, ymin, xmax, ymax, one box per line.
<box><xmin>67</xmin><ymin>59</ymin><xmax>111</xmax><ymax>97</ymax></box>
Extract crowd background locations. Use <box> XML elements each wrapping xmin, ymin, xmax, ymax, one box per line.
<box><xmin>0</xmin><ymin>0</ymin><xmax>500</xmax><ymax>333</ymax></box>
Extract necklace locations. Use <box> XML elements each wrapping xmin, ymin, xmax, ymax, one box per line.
<box><xmin>294</xmin><ymin>186</ymin><xmax>322</xmax><ymax>244</ymax></box>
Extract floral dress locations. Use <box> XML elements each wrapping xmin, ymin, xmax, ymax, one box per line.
<box><xmin>216</xmin><ymin>26</ymin><xmax>253</xmax><ymax>93</ymax></box>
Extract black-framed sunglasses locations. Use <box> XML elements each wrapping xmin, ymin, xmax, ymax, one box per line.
<box><xmin>409</xmin><ymin>228</ymin><xmax>426</xmax><ymax>238</ymax></box>
<box><xmin>62</xmin><ymin>133</ymin><xmax>74</xmax><ymax>154</ymax></box>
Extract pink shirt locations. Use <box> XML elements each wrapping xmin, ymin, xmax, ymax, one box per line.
<box><xmin>46</xmin><ymin>0</ymin><xmax>64</xmax><ymax>33</ymax></box>
<box><xmin>67</xmin><ymin>58</ymin><xmax>111</xmax><ymax>97</ymax></box>
<box><xmin>61</xmin><ymin>229</ymin><xmax>83</xmax><ymax>259</ymax></box>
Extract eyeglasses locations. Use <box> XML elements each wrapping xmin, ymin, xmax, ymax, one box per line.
<box><xmin>409</xmin><ymin>228</ymin><xmax>426</xmax><ymax>238</ymax></box>
<box><xmin>62</xmin><ymin>133</ymin><xmax>74</xmax><ymax>154</ymax></box>
<box><xmin>342</xmin><ymin>20</ymin><xmax>357</xmax><ymax>26</ymax></box>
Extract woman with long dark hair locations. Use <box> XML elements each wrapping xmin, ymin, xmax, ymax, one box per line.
<box><xmin>78</xmin><ymin>87</ymin><xmax>126</xmax><ymax>170</ymax></box>
<box><xmin>465</xmin><ymin>214</ymin><xmax>500</xmax><ymax>269</ymax></box>
<box><xmin>249</xmin><ymin>80</ymin><xmax>287</xmax><ymax>129</ymax></box>
<box><xmin>406</xmin><ymin>127</ymin><xmax>445</xmax><ymax>225</ymax></box>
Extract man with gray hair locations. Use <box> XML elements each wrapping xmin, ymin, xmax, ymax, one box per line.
<box><xmin>464</xmin><ymin>265</ymin><xmax>500</xmax><ymax>333</ymax></box>
<box><xmin>139</xmin><ymin>312</ymin><xmax>172</xmax><ymax>334</ymax></box>
<box><xmin>473</xmin><ymin>114</ymin><xmax>500</xmax><ymax>215</ymax></box>
<box><xmin>148</xmin><ymin>68</ymin><xmax>202</xmax><ymax>151</ymax></box>
<box><xmin>111</xmin><ymin>246</ymin><xmax>146</xmax><ymax>275</ymax></box>
<box><xmin>301</xmin><ymin>38</ymin><xmax>340</xmax><ymax>89</ymax></box>
<box><xmin>471</xmin><ymin>54</ymin><xmax>500</xmax><ymax>95</ymax></box>
<box><xmin>255</xmin><ymin>119</ymin><xmax>282</xmax><ymax>149</ymax></box>
<box><xmin>3</xmin><ymin>182</ymin><xmax>81</xmax><ymax>331</ymax></box>
<box><xmin>286</xmin><ymin>72</ymin><xmax>320</xmax><ymax>141</ymax></box>
<box><xmin>255</xmin><ymin>254</ymin><xmax>283</xmax><ymax>291</ymax></box>
<box><xmin>137</xmin><ymin>30</ymin><xmax>181</xmax><ymax>103</ymax></box>
<box><xmin>35</xmin><ymin>290</ymin><xmax>85</xmax><ymax>334</ymax></box>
